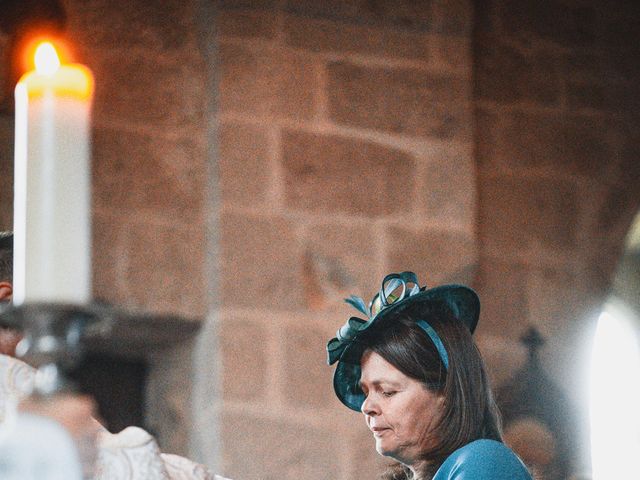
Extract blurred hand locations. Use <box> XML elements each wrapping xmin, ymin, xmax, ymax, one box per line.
<box><xmin>0</xmin><ymin>327</ymin><xmax>22</xmax><ymax>356</ymax></box>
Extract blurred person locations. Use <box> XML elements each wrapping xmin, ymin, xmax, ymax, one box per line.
<box><xmin>0</xmin><ymin>232</ymin><xmax>21</xmax><ymax>355</ymax></box>
<box><xmin>327</xmin><ymin>271</ymin><xmax>532</xmax><ymax>479</ymax></box>
<box><xmin>0</xmin><ymin>231</ymin><xmax>12</xmax><ymax>302</ymax></box>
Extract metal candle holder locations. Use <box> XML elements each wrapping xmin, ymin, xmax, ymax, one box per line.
<box><xmin>0</xmin><ymin>302</ymin><xmax>113</xmax><ymax>395</ymax></box>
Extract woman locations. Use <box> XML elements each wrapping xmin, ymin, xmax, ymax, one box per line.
<box><xmin>327</xmin><ymin>272</ymin><xmax>532</xmax><ymax>479</ymax></box>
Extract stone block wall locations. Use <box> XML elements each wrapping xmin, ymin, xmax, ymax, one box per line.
<box><xmin>473</xmin><ymin>0</ymin><xmax>640</xmax><ymax>471</ymax></box>
<box><xmin>72</xmin><ymin>0</ymin><xmax>209</xmax><ymax>320</ymax></box>
<box><xmin>0</xmin><ymin>30</ymin><xmax>13</xmax><ymax>228</ymax></box>
<box><xmin>212</xmin><ymin>2</ymin><xmax>478</xmax><ymax>478</ymax></box>
<box><xmin>473</xmin><ymin>0</ymin><xmax>640</xmax><ymax>369</ymax></box>
<box><xmin>73</xmin><ymin>0</ymin><xmax>211</xmax><ymax>457</ymax></box>
<box><xmin>0</xmin><ymin>117</ymin><xmax>12</xmax><ymax>229</ymax></box>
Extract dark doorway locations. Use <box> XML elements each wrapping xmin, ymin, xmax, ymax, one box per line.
<box><xmin>68</xmin><ymin>353</ymin><xmax>148</xmax><ymax>434</ymax></box>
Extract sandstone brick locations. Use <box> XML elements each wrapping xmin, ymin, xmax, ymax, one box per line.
<box><xmin>218</xmin><ymin>8</ymin><xmax>278</xmax><ymax>39</ymax></box>
<box><xmin>475</xmin><ymin>333</ymin><xmax>525</xmax><ymax>388</ymax></box>
<box><xmin>566</xmin><ymin>80</ymin><xmax>608</xmax><ymax>111</ymax></box>
<box><xmin>67</xmin><ymin>0</ymin><xmax>196</xmax><ymax>52</ymax></box>
<box><xmin>0</xmin><ymin>34</ymin><xmax>8</xmax><ymax>88</ymax></box>
<box><xmin>123</xmin><ymin>222</ymin><xmax>206</xmax><ymax>318</ymax></box>
<box><xmin>596</xmin><ymin>3</ymin><xmax>640</xmax><ymax>49</ymax></box>
<box><xmin>284</xmin><ymin>14</ymin><xmax>430</xmax><ymax>60</ymax></box>
<box><xmin>491</xmin><ymin>112</ymin><xmax>563</xmax><ymax>171</ymax></box>
<box><xmin>221</xmin><ymin>412</ymin><xmax>341</xmax><ymax>480</ymax></box>
<box><xmin>612</xmin><ymin>83</ymin><xmax>640</xmax><ymax>116</ymax></box>
<box><xmin>554</xmin><ymin>116</ymin><xmax>612</xmax><ymax>178</ymax></box>
<box><xmin>420</xmin><ymin>150</ymin><xmax>476</xmax><ymax>231</ymax></box>
<box><xmin>568</xmin><ymin>77</ymin><xmax>640</xmax><ymax>115</ymax></box>
<box><xmin>92</xmin><ymin>212</ymin><xmax>124</xmax><ymax>304</ymax></box>
<box><xmin>221</xmin><ymin>319</ymin><xmax>268</xmax><ymax>401</ymax></box>
<box><xmin>282</xmin><ymin>324</ymin><xmax>335</xmax><ymax>408</ymax></box>
<box><xmin>284</xmin><ymin>0</ymin><xmax>434</xmax><ymax>31</ymax></box>
<box><xmin>478</xmin><ymin>176</ymin><xmax>578</xmax><ymax>250</ymax></box>
<box><xmin>386</xmin><ymin>228</ymin><xmax>477</xmax><ymax>285</ymax></box>
<box><xmin>220</xmin><ymin>0</ymin><xmax>278</xmax><ymax>8</ymax></box>
<box><xmin>0</xmin><ymin>117</ymin><xmax>13</xmax><ymax>230</ymax></box>
<box><xmin>0</xmin><ymin>201</ymin><xmax>10</xmax><ymax>232</ymax></box>
<box><xmin>604</xmin><ymin>47</ymin><xmax>640</xmax><ymax>84</ymax></box>
<box><xmin>219</xmin><ymin>42</ymin><xmax>317</xmax><ymax>119</ymax></box>
<box><xmin>501</xmin><ymin>0</ymin><xmax>596</xmax><ymax>47</ymax></box>
<box><xmin>595</xmin><ymin>186</ymin><xmax>638</xmax><ymax>236</ymax></box>
<box><xmin>0</xmin><ymin>115</ymin><xmax>11</xmax><ymax>150</ymax></box>
<box><xmin>474</xmin><ymin>38</ymin><xmax>561</xmax><ymax>105</ymax></box>
<box><xmin>432</xmin><ymin>0</ymin><xmax>473</xmax><ymax>35</ymax></box>
<box><xmin>328</xmin><ymin>62</ymin><xmax>470</xmax><ymax>139</ymax></box>
<box><xmin>91</xmin><ymin>51</ymin><xmax>206</xmax><ymax>129</ymax></box>
<box><xmin>282</xmin><ymin>130</ymin><xmax>415</xmax><ymax>216</ymax></box>
<box><xmin>566</xmin><ymin>50</ymin><xmax>603</xmax><ymax>80</ymax></box>
<box><xmin>527</xmin><ymin>266</ymin><xmax>584</xmax><ymax>339</ymax></box>
<box><xmin>434</xmin><ymin>33</ymin><xmax>471</xmax><ymax>71</ymax></box>
<box><xmin>617</xmin><ymin>124</ymin><xmax>640</xmax><ymax>186</ymax></box>
<box><xmin>475</xmin><ymin>260</ymin><xmax>529</xmax><ymax>338</ymax></box>
<box><xmin>472</xmin><ymin>0</ymin><xmax>495</xmax><ymax>35</ymax></box>
<box><xmin>219</xmin><ymin>122</ymin><xmax>272</xmax><ymax>207</ymax></box>
<box><xmin>524</xmin><ymin>51</ymin><xmax>568</xmax><ymax>106</ymax></box>
<box><xmin>491</xmin><ymin>113</ymin><xmax>611</xmax><ymax>178</ymax></box>
<box><xmin>92</xmin><ymin>127</ymin><xmax>205</xmax><ymax>225</ymax></box>
<box><xmin>473</xmin><ymin>38</ymin><xmax>521</xmax><ymax>104</ymax></box>
<box><xmin>220</xmin><ymin>213</ymin><xmax>304</xmax><ymax>309</ymax></box>
<box><xmin>303</xmin><ymin>223</ymin><xmax>379</xmax><ymax>308</ymax></box>
<box><xmin>475</xmin><ymin>107</ymin><xmax>501</xmax><ymax>171</ymax></box>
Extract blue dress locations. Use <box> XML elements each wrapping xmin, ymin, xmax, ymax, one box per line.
<box><xmin>433</xmin><ymin>439</ymin><xmax>532</xmax><ymax>479</ymax></box>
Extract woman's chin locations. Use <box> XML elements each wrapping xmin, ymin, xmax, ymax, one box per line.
<box><xmin>375</xmin><ymin>440</ymin><xmax>397</xmax><ymax>459</ymax></box>
<box><xmin>376</xmin><ymin>442</ymin><xmax>418</xmax><ymax>467</ymax></box>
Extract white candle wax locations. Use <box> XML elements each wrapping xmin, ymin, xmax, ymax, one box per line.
<box><xmin>13</xmin><ymin>43</ymin><xmax>94</xmax><ymax>305</ymax></box>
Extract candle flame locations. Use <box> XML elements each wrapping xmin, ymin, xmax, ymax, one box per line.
<box><xmin>34</xmin><ymin>42</ymin><xmax>61</xmax><ymax>76</ymax></box>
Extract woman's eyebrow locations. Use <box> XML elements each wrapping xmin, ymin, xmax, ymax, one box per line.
<box><xmin>359</xmin><ymin>378</ymin><xmax>403</xmax><ymax>389</ymax></box>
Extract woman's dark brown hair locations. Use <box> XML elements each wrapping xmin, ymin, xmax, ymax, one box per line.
<box><xmin>357</xmin><ymin>300</ymin><xmax>503</xmax><ymax>479</ymax></box>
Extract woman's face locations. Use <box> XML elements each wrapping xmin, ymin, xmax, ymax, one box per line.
<box><xmin>360</xmin><ymin>350</ymin><xmax>443</xmax><ymax>467</ymax></box>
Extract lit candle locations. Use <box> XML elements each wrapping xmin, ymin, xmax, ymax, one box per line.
<box><xmin>13</xmin><ymin>41</ymin><xmax>94</xmax><ymax>305</ymax></box>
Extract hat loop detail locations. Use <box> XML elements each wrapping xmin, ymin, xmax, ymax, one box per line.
<box><xmin>327</xmin><ymin>272</ymin><xmax>423</xmax><ymax>366</ymax></box>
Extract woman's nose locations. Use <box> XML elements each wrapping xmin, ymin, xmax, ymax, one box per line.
<box><xmin>361</xmin><ymin>395</ymin><xmax>379</xmax><ymax>416</ymax></box>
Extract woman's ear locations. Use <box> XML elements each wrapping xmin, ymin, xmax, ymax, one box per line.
<box><xmin>0</xmin><ymin>281</ymin><xmax>13</xmax><ymax>302</ymax></box>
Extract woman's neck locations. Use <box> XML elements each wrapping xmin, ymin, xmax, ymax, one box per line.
<box><xmin>408</xmin><ymin>460</ymin><xmax>430</xmax><ymax>480</ymax></box>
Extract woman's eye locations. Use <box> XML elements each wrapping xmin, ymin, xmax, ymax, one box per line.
<box><xmin>382</xmin><ymin>391</ymin><xmax>396</xmax><ymax>398</ymax></box>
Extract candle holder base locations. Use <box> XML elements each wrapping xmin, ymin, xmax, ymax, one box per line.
<box><xmin>0</xmin><ymin>302</ymin><xmax>113</xmax><ymax>394</ymax></box>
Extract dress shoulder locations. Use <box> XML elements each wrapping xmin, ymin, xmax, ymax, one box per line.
<box><xmin>433</xmin><ymin>439</ymin><xmax>533</xmax><ymax>480</ymax></box>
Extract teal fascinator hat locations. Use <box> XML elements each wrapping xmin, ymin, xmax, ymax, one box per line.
<box><xmin>326</xmin><ymin>271</ymin><xmax>480</xmax><ymax>411</ymax></box>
